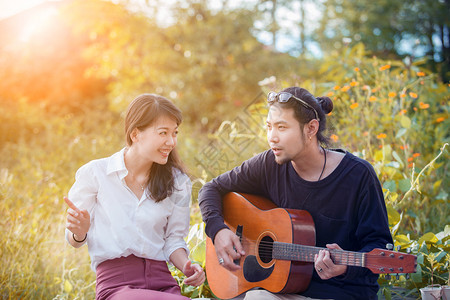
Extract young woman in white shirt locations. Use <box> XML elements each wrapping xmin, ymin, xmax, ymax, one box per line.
<box><xmin>64</xmin><ymin>94</ymin><xmax>205</xmax><ymax>300</ymax></box>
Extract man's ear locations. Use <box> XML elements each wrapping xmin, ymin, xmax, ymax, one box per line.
<box><xmin>304</xmin><ymin>119</ymin><xmax>319</xmax><ymax>139</ymax></box>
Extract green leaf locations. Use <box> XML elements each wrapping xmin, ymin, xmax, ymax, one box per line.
<box><xmin>392</xmin><ymin>151</ymin><xmax>404</xmax><ymax>168</ymax></box>
<box><xmin>383</xmin><ymin>180</ymin><xmax>397</xmax><ymax>192</ymax></box>
<box><xmin>400</xmin><ymin>116</ymin><xmax>411</xmax><ymax>129</ymax></box>
<box><xmin>398</xmin><ymin>179</ymin><xmax>411</xmax><ymax>193</ymax></box>
<box><xmin>395</xmin><ymin>128</ymin><xmax>407</xmax><ymax>138</ymax></box>
<box><xmin>411</xmin><ymin>265</ymin><xmax>422</xmax><ymax>282</ymax></box>
<box><xmin>419</xmin><ymin>232</ymin><xmax>439</xmax><ymax>245</ymax></box>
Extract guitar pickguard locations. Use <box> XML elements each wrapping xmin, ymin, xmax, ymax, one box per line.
<box><xmin>243</xmin><ymin>255</ymin><xmax>274</xmax><ymax>282</ymax></box>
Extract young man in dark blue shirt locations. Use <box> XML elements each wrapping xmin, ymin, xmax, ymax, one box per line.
<box><xmin>198</xmin><ymin>87</ymin><xmax>393</xmax><ymax>300</ymax></box>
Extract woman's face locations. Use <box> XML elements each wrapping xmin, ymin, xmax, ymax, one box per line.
<box><xmin>132</xmin><ymin>115</ymin><xmax>178</xmax><ymax>165</ymax></box>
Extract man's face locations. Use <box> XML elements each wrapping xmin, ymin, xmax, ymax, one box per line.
<box><xmin>266</xmin><ymin>105</ymin><xmax>305</xmax><ymax>164</ymax></box>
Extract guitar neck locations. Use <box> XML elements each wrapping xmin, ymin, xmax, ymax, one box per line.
<box><xmin>273</xmin><ymin>242</ymin><xmax>365</xmax><ymax>267</ymax></box>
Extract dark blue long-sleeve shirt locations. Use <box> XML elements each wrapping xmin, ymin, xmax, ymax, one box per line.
<box><xmin>198</xmin><ymin>149</ymin><xmax>393</xmax><ymax>300</ymax></box>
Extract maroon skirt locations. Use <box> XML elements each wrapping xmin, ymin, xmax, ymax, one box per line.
<box><xmin>95</xmin><ymin>254</ymin><xmax>189</xmax><ymax>300</ymax></box>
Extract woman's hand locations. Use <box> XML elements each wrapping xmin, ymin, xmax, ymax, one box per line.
<box><xmin>182</xmin><ymin>260</ymin><xmax>205</xmax><ymax>287</ymax></box>
<box><xmin>314</xmin><ymin>243</ymin><xmax>347</xmax><ymax>280</ymax></box>
<box><xmin>64</xmin><ymin>197</ymin><xmax>90</xmax><ymax>244</ymax></box>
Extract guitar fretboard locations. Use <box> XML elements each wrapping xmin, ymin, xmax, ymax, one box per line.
<box><xmin>272</xmin><ymin>242</ymin><xmax>365</xmax><ymax>267</ymax></box>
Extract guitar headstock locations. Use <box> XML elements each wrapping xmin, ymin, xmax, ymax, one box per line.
<box><xmin>365</xmin><ymin>244</ymin><xmax>417</xmax><ymax>275</ymax></box>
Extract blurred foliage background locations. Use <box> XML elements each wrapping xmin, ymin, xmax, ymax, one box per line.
<box><xmin>0</xmin><ymin>0</ymin><xmax>448</xmax><ymax>299</ymax></box>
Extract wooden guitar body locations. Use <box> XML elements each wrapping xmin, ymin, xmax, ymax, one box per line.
<box><xmin>205</xmin><ymin>192</ymin><xmax>316</xmax><ymax>299</ymax></box>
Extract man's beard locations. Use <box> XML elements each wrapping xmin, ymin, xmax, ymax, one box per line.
<box><xmin>274</xmin><ymin>155</ymin><xmax>290</xmax><ymax>165</ymax></box>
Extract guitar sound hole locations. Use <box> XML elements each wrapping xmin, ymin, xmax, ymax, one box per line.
<box><xmin>258</xmin><ymin>236</ymin><xmax>274</xmax><ymax>263</ymax></box>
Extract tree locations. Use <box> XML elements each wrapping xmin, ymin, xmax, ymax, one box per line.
<box><xmin>315</xmin><ymin>0</ymin><xmax>450</xmax><ymax>81</ymax></box>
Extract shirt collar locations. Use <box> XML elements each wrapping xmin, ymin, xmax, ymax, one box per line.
<box><xmin>106</xmin><ymin>148</ymin><xmax>128</xmax><ymax>179</ymax></box>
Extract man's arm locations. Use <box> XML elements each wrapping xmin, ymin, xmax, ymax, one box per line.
<box><xmin>198</xmin><ymin>151</ymin><xmax>269</xmax><ymax>270</ymax></box>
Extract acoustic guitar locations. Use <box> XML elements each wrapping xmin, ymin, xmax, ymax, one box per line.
<box><xmin>205</xmin><ymin>192</ymin><xmax>417</xmax><ymax>299</ymax></box>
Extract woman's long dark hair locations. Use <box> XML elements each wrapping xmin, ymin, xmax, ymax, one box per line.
<box><xmin>125</xmin><ymin>94</ymin><xmax>186</xmax><ymax>202</ymax></box>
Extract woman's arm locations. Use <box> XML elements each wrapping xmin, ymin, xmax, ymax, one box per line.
<box><xmin>65</xmin><ymin>197</ymin><xmax>90</xmax><ymax>248</ymax></box>
<box><xmin>169</xmin><ymin>248</ymin><xmax>205</xmax><ymax>287</ymax></box>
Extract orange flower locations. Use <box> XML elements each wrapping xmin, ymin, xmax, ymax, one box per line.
<box><xmin>377</xmin><ymin>133</ymin><xmax>387</xmax><ymax>139</ymax></box>
<box><xmin>333</xmin><ymin>85</ymin><xmax>341</xmax><ymax>90</ymax></box>
<box><xmin>408</xmin><ymin>163</ymin><xmax>414</xmax><ymax>168</ymax></box>
<box><xmin>379</xmin><ymin>64</ymin><xmax>391</xmax><ymax>71</ymax></box>
<box><xmin>363</xmin><ymin>131</ymin><xmax>369</xmax><ymax>137</ymax></box>
<box><xmin>413</xmin><ymin>107</ymin><xmax>418</xmax><ymax>111</ymax></box>
<box><xmin>407</xmin><ymin>157</ymin><xmax>414</xmax><ymax>162</ymax></box>
<box><xmin>350</xmin><ymin>103</ymin><xmax>359</xmax><ymax>109</ymax></box>
<box><xmin>419</xmin><ymin>102</ymin><xmax>430</xmax><ymax>109</ymax></box>
<box><xmin>354</xmin><ymin>67</ymin><xmax>360</xmax><ymax>72</ymax></box>
<box><xmin>400</xmin><ymin>145</ymin><xmax>408</xmax><ymax>150</ymax></box>
<box><xmin>409</xmin><ymin>92</ymin><xmax>418</xmax><ymax>98</ymax></box>
<box><xmin>362</xmin><ymin>85</ymin><xmax>370</xmax><ymax>90</ymax></box>
<box><xmin>330</xmin><ymin>134</ymin><xmax>339</xmax><ymax>142</ymax></box>
<box><xmin>371</xmin><ymin>88</ymin><xmax>378</xmax><ymax>93</ymax></box>
<box><xmin>341</xmin><ymin>85</ymin><xmax>350</xmax><ymax>92</ymax></box>
<box><xmin>436</xmin><ymin>117</ymin><xmax>445</xmax><ymax>123</ymax></box>
<box><xmin>399</xmin><ymin>109</ymin><xmax>407</xmax><ymax>115</ymax></box>
<box><xmin>400</xmin><ymin>93</ymin><xmax>406</xmax><ymax>98</ymax></box>
<box><xmin>327</xmin><ymin>91</ymin><xmax>334</xmax><ymax>97</ymax></box>
<box><xmin>388</xmin><ymin>92</ymin><xmax>397</xmax><ymax>98</ymax></box>
<box><xmin>413</xmin><ymin>153</ymin><xmax>420</xmax><ymax>158</ymax></box>
<box><xmin>350</xmin><ymin>81</ymin><xmax>359</xmax><ymax>87</ymax></box>
<box><xmin>417</xmin><ymin>71</ymin><xmax>425</xmax><ymax>77</ymax></box>
<box><xmin>369</xmin><ymin>96</ymin><xmax>377</xmax><ymax>102</ymax></box>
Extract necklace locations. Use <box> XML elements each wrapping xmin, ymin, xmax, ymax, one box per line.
<box><xmin>129</xmin><ymin>171</ymin><xmax>146</xmax><ymax>191</ymax></box>
<box><xmin>317</xmin><ymin>146</ymin><xmax>327</xmax><ymax>181</ymax></box>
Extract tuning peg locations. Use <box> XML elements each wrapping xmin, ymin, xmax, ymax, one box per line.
<box><xmin>406</xmin><ymin>247</ymin><xmax>411</xmax><ymax>254</ymax></box>
<box><xmin>396</xmin><ymin>245</ymin><xmax>401</xmax><ymax>251</ymax></box>
<box><xmin>385</xmin><ymin>274</ymin><xmax>391</xmax><ymax>280</ymax></box>
<box><xmin>396</xmin><ymin>274</ymin><xmax>400</xmax><ymax>280</ymax></box>
<box><xmin>386</xmin><ymin>243</ymin><xmax>393</xmax><ymax>250</ymax></box>
<box><xmin>406</xmin><ymin>274</ymin><xmax>410</xmax><ymax>279</ymax></box>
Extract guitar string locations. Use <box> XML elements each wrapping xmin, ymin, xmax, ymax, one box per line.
<box><xmin>240</xmin><ymin>240</ymin><xmax>410</xmax><ymax>263</ymax></box>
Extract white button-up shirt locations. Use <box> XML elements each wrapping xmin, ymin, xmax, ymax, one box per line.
<box><xmin>65</xmin><ymin>148</ymin><xmax>191</xmax><ymax>271</ymax></box>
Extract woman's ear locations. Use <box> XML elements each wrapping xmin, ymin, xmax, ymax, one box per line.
<box><xmin>130</xmin><ymin>128</ymin><xmax>140</xmax><ymax>143</ymax></box>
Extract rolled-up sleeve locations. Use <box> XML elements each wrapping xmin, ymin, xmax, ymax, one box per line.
<box><xmin>163</xmin><ymin>173</ymin><xmax>192</xmax><ymax>261</ymax></box>
<box><xmin>65</xmin><ymin>162</ymin><xmax>98</xmax><ymax>242</ymax></box>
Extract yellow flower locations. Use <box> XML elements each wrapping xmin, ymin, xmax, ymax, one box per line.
<box><xmin>379</xmin><ymin>64</ymin><xmax>391</xmax><ymax>71</ymax></box>
<box><xmin>330</xmin><ymin>134</ymin><xmax>339</xmax><ymax>142</ymax></box>
<box><xmin>377</xmin><ymin>133</ymin><xmax>387</xmax><ymax>139</ymax></box>
<box><xmin>436</xmin><ymin>117</ymin><xmax>445</xmax><ymax>123</ymax></box>
<box><xmin>417</xmin><ymin>71</ymin><xmax>425</xmax><ymax>77</ymax></box>
<box><xmin>350</xmin><ymin>103</ymin><xmax>359</xmax><ymax>109</ymax></box>
<box><xmin>341</xmin><ymin>85</ymin><xmax>350</xmax><ymax>92</ymax></box>
<box><xmin>419</xmin><ymin>102</ymin><xmax>430</xmax><ymax>109</ymax></box>
<box><xmin>388</xmin><ymin>92</ymin><xmax>397</xmax><ymax>98</ymax></box>
<box><xmin>350</xmin><ymin>81</ymin><xmax>359</xmax><ymax>87</ymax></box>
<box><xmin>409</xmin><ymin>92</ymin><xmax>418</xmax><ymax>98</ymax></box>
<box><xmin>369</xmin><ymin>96</ymin><xmax>377</xmax><ymax>102</ymax></box>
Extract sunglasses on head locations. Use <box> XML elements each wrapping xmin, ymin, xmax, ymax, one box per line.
<box><xmin>267</xmin><ymin>91</ymin><xmax>320</xmax><ymax>121</ymax></box>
